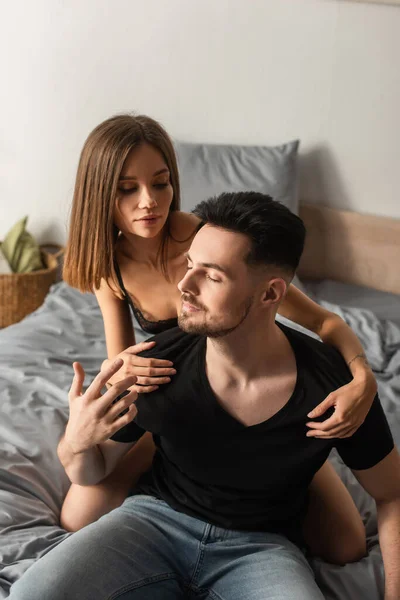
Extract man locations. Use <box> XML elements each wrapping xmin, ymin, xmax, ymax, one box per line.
<box><xmin>10</xmin><ymin>192</ymin><xmax>400</xmax><ymax>600</ymax></box>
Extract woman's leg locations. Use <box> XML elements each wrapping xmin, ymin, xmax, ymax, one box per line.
<box><xmin>303</xmin><ymin>460</ymin><xmax>367</xmax><ymax>565</ymax></box>
<box><xmin>60</xmin><ymin>432</ymin><xmax>156</xmax><ymax>531</ymax></box>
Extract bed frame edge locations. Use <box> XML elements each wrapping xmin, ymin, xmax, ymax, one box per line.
<box><xmin>298</xmin><ymin>203</ymin><xmax>400</xmax><ymax>296</ymax></box>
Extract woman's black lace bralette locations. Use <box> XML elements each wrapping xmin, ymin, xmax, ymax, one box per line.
<box><xmin>114</xmin><ymin>262</ymin><xmax>178</xmax><ymax>335</ymax></box>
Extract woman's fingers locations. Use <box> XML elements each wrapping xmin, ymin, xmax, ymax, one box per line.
<box><xmin>136</xmin><ymin>385</ymin><xmax>158</xmax><ymax>394</ymax></box>
<box><xmin>306</xmin><ymin>417</ymin><xmax>340</xmax><ymax>431</ymax></box>
<box><xmin>307</xmin><ymin>395</ymin><xmax>335</xmax><ymax>419</ymax></box>
<box><xmin>115</xmin><ymin>358</ymin><xmax>176</xmax><ymax>380</ymax></box>
<box><xmin>306</xmin><ymin>405</ymin><xmax>361</xmax><ymax>438</ymax></box>
<box><xmin>307</xmin><ymin>425</ymin><xmax>357</xmax><ymax>439</ymax></box>
<box><xmin>129</xmin><ymin>366</ymin><xmax>176</xmax><ymax>377</ymax></box>
<box><xmin>125</xmin><ymin>354</ymin><xmax>174</xmax><ymax>368</ymax></box>
<box><xmin>125</xmin><ymin>341</ymin><xmax>157</xmax><ymax>354</ymax></box>
<box><xmin>306</xmin><ymin>409</ymin><xmax>355</xmax><ymax>431</ymax></box>
<box><xmin>135</xmin><ymin>375</ymin><xmax>171</xmax><ymax>385</ymax></box>
<box><xmin>132</xmin><ymin>384</ymin><xmax>159</xmax><ymax>394</ymax></box>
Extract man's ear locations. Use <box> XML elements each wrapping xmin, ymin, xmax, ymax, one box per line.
<box><xmin>261</xmin><ymin>278</ymin><xmax>288</xmax><ymax>306</ymax></box>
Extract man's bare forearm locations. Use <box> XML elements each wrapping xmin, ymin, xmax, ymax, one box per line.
<box><xmin>57</xmin><ymin>434</ymin><xmax>106</xmax><ymax>486</ymax></box>
<box><xmin>377</xmin><ymin>498</ymin><xmax>400</xmax><ymax>600</ymax></box>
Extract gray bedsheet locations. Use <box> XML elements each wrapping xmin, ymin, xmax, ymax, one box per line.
<box><xmin>1</xmin><ymin>283</ymin><xmax>400</xmax><ymax>599</ymax></box>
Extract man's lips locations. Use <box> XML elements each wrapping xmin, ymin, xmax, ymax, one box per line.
<box><xmin>182</xmin><ymin>301</ymin><xmax>202</xmax><ymax>312</ymax></box>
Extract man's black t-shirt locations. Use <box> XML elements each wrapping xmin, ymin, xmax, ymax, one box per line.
<box><xmin>111</xmin><ymin>323</ymin><xmax>393</xmax><ymax>542</ymax></box>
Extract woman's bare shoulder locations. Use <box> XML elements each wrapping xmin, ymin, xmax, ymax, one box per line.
<box><xmin>169</xmin><ymin>211</ymin><xmax>201</xmax><ymax>242</ymax></box>
<box><xmin>94</xmin><ymin>276</ymin><xmax>121</xmax><ymax>301</ymax></box>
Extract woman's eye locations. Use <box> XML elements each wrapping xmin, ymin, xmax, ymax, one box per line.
<box><xmin>119</xmin><ymin>187</ymin><xmax>137</xmax><ymax>195</ymax></box>
<box><xmin>153</xmin><ymin>182</ymin><xmax>169</xmax><ymax>189</ymax></box>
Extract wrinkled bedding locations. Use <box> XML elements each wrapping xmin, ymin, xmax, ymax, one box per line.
<box><xmin>1</xmin><ymin>282</ymin><xmax>399</xmax><ymax>599</ymax></box>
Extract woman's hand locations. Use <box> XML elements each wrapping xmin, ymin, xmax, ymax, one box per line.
<box><xmin>103</xmin><ymin>341</ymin><xmax>176</xmax><ymax>394</ymax></box>
<box><xmin>306</xmin><ymin>370</ymin><xmax>378</xmax><ymax>439</ymax></box>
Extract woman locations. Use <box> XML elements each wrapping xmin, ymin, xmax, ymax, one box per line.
<box><xmin>62</xmin><ymin>114</ymin><xmax>376</xmax><ymax>564</ymax></box>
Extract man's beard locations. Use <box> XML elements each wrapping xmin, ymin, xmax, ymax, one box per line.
<box><xmin>178</xmin><ymin>295</ymin><xmax>254</xmax><ymax>338</ymax></box>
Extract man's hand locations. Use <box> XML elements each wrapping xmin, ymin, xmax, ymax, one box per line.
<box><xmin>65</xmin><ymin>358</ymin><xmax>138</xmax><ymax>455</ymax></box>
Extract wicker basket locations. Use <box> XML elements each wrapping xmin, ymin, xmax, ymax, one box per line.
<box><xmin>0</xmin><ymin>244</ymin><xmax>64</xmax><ymax>328</ymax></box>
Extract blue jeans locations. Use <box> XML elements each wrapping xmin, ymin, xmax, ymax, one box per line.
<box><xmin>9</xmin><ymin>495</ymin><xmax>324</xmax><ymax>600</ymax></box>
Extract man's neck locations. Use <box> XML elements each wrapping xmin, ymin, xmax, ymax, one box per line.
<box><xmin>205</xmin><ymin>315</ymin><xmax>291</xmax><ymax>386</ymax></box>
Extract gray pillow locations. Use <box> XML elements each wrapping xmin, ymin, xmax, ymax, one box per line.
<box><xmin>174</xmin><ymin>139</ymin><xmax>304</xmax><ymax>291</ymax></box>
<box><xmin>174</xmin><ymin>139</ymin><xmax>300</xmax><ymax>215</ymax></box>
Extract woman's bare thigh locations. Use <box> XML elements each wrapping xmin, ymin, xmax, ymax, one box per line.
<box><xmin>303</xmin><ymin>460</ymin><xmax>366</xmax><ymax>564</ymax></box>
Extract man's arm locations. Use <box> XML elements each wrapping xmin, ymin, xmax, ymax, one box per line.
<box><xmin>58</xmin><ymin>359</ymin><xmax>143</xmax><ymax>486</ymax></box>
<box><xmin>58</xmin><ymin>436</ymin><xmax>136</xmax><ymax>486</ymax></box>
<box><xmin>352</xmin><ymin>448</ymin><xmax>400</xmax><ymax>600</ymax></box>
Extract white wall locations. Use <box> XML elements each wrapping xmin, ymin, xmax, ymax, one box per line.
<box><xmin>0</xmin><ymin>0</ymin><xmax>399</xmax><ymax>244</ymax></box>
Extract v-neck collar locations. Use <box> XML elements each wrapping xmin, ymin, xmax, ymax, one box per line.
<box><xmin>196</xmin><ymin>324</ymin><xmax>304</xmax><ymax>431</ymax></box>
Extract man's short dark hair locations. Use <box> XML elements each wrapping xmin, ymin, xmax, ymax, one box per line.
<box><xmin>193</xmin><ymin>191</ymin><xmax>306</xmax><ymax>276</ymax></box>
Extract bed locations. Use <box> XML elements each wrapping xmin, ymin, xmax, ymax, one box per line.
<box><xmin>1</xmin><ymin>202</ymin><xmax>400</xmax><ymax>600</ymax></box>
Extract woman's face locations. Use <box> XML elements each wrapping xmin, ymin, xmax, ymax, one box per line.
<box><xmin>114</xmin><ymin>143</ymin><xmax>174</xmax><ymax>239</ymax></box>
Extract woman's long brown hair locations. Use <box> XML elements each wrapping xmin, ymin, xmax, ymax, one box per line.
<box><xmin>63</xmin><ymin>114</ymin><xmax>181</xmax><ymax>292</ymax></box>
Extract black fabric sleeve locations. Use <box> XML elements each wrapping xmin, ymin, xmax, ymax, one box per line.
<box><xmin>335</xmin><ymin>395</ymin><xmax>394</xmax><ymax>470</ymax></box>
<box><xmin>108</xmin><ymin>332</ymin><xmax>167</xmax><ymax>443</ymax></box>
<box><xmin>110</xmin><ymin>420</ymin><xmax>146</xmax><ymax>444</ymax></box>
<box><xmin>108</xmin><ymin>334</ymin><xmax>170</xmax><ymax>443</ymax></box>
<box><xmin>109</xmin><ymin>328</ymin><xmax>191</xmax><ymax>442</ymax></box>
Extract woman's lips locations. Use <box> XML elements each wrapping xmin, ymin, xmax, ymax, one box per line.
<box><xmin>136</xmin><ymin>215</ymin><xmax>161</xmax><ymax>225</ymax></box>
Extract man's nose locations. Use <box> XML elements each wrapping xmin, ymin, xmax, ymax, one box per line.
<box><xmin>177</xmin><ymin>269</ymin><xmax>197</xmax><ymax>295</ymax></box>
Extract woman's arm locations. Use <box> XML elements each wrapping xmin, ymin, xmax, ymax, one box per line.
<box><xmin>95</xmin><ymin>280</ymin><xmax>136</xmax><ymax>360</ymax></box>
<box><xmin>95</xmin><ymin>280</ymin><xmax>175</xmax><ymax>392</ymax></box>
<box><xmin>278</xmin><ymin>284</ymin><xmax>371</xmax><ymax>374</ymax></box>
<box><xmin>278</xmin><ymin>284</ymin><xmax>377</xmax><ymax>438</ymax></box>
